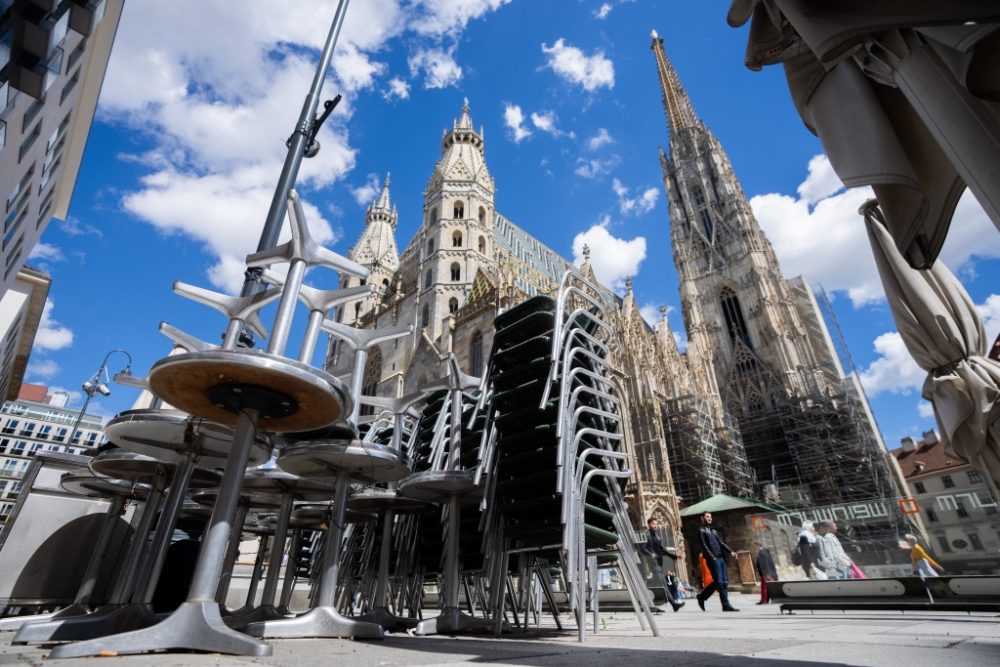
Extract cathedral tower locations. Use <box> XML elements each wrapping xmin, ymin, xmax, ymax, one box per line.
<box><xmin>651</xmin><ymin>30</ymin><xmax>881</xmax><ymax>506</ymax></box>
<box><xmin>411</xmin><ymin>100</ymin><xmax>496</xmax><ymax>341</ymax></box>
<box><xmin>342</xmin><ymin>174</ymin><xmax>400</xmax><ymax>326</ymax></box>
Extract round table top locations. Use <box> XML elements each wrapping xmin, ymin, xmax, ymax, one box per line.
<box><xmin>277</xmin><ymin>441</ymin><xmax>410</xmax><ymax>484</ymax></box>
<box><xmin>190</xmin><ymin>487</ymin><xmax>283</xmax><ymax>510</ymax></box>
<box><xmin>147</xmin><ymin>349</ymin><xmax>352</xmax><ymax>434</ymax></box>
<box><xmin>89</xmin><ymin>449</ymin><xmax>221</xmax><ymax>488</ymax></box>
<box><xmin>292</xmin><ymin>503</ymin><xmax>376</xmax><ymax>525</ymax></box>
<box><xmin>240</xmin><ymin>469</ymin><xmax>338</xmax><ymax>501</ymax></box>
<box><xmin>346</xmin><ymin>488</ymin><xmax>430</xmax><ymax>514</ymax></box>
<box><xmin>397</xmin><ymin>470</ymin><xmax>481</xmax><ymax>503</ymax></box>
<box><xmin>104</xmin><ymin>409</ymin><xmax>273</xmax><ymax>469</ymax></box>
<box><xmin>60</xmin><ymin>472</ymin><xmax>151</xmax><ymax>500</ymax></box>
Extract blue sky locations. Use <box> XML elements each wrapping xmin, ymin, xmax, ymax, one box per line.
<box><xmin>24</xmin><ymin>0</ymin><xmax>1000</xmax><ymax>452</ymax></box>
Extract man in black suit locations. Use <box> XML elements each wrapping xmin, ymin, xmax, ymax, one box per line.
<box><xmin>696</xmin><ymin>512</ymin><xmax>738</xmax><ymax>612</ymax></box>
<box><xmin>642</xmin><ymin>517</ymin><xmax>685</xmax><ymax>611</ymax></box>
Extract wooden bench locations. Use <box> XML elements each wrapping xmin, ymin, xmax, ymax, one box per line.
<box><xmin>767</xmin><ymin>576</ymin><xmax>1000</xmax><ymax>614</ymax></box>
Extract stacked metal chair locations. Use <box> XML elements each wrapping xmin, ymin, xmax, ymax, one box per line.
<box><xmin>478</xmin><ymin>271</ymin><xmax>659</xmax><ymax>641</ymax></box>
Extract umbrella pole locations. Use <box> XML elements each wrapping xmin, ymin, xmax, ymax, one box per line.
<box><xmin>874</xmin><ymin>33</ymin><xmax>1000</xmax><ymax>229</ymax></box>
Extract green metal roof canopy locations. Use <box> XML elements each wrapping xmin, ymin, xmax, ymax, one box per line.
<box><xmin>679</xmin><ymin>493</ymin><xmax>777</xmax><ymax>517</ymax></box>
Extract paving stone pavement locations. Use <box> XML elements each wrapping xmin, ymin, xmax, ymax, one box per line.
<box><xmin>1</xmin><ymin>594</ymin><xmax>998</xmax><ymax>667</ymax></box>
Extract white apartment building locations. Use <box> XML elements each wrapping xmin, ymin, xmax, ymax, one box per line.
<box><xmin>0</xmin><ymin>383</ymin><xmax>102</xmax><ymax>523</ymax></box>
<box><xmin>891</xmin><ymin>430</ymin><xmax>1000</xmax><ymax>574</ymax></box>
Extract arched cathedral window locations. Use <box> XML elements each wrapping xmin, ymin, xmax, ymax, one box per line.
<box><xmin>449</xmin><ymin>297</ymin><xmax>459</xmax><ymax>314</ymax></box>
<box><xmin>691</xmin><ymin>184</ymin><xmax>713</xmax><ymax>238</ymax></box>
<box><xmin>470</xmin><ymin>331</ymin><xmax>483</xmax><ymax>377</ymax></box>
<box><xmin>478</xmin><ymin>236</ymin><xmax>486</xmax><ymax>254</ymax></box>
<box><xmin>453</xmin><ymin>202</ymin><xmax>464</xmax><ymax>219</ymax></box>
<box><xmin>452</xmin><ymin>231</ymin><xmax>462</xmax><ymax>247</ymax></box>
<box><xmin>427</xmin><ymin>238</ymin><xmax>434</xmax><ymax>254</ymax></box>
<box><xmin>429</xmin><ymin>207</ymin><xmax>437</xmax><ymax>224</ymax></box>
<box><xmin>425</xmin><ymin>268</ymin><xmax>432</xmax><ymax>289</ymax></box>
<box><xmin>421</xmin><ymin>304</ymin><xmax>429</xmax><ymax>329</ymax></box>
<box><xmin>450</xmin><ymin>262</ymin><xmax>461</xmax><ymax>281</ymax></box>
<box><xmin>720</xmin><ymin>287</ymin><xmax>752</xmax><ymax>350</ymax></box>
<box><xmin>478</xmin><ymin>206</ymin><xmax>486</xmax><ymax>224</ymax></box>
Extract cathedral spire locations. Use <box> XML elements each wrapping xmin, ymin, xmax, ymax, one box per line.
<box><xmin>650</xmin><ymin>29</ymin><xmax>697</xmax><ymax>136</ymax></box>
<box><xmin>375</xmin><ymin>173</ymin><xmax>391</xmax><ymax>210</ymax></box>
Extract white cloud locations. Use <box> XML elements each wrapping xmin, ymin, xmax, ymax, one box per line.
<box><xmin>612</xmin><ymin>178</ymin><xmax>659</xmax><ymax>215</ymax></box>
<box><xmin>858</xmin><ymin>331</ymin><xmax>926</xmax><ymax>396</ymax></box>
<box><xmin>751</xmin><ymin>154</ymin><xmax>1000</xmax><ymax>308</ymax></box>
<box><xmin>408</xmin><ymin>46</ymin><xmax>463</xmax><ymax>89</ymax></box>
<box><xmin>26</xmin><ymin>359</ymin><xmax>60</xmax><ymax>380</ymax></box>
<box><xmin>639</xmin><ymin>302</ymin><xmax>660</xmax><ymax>327</ymax></box>
<box><xmin>587</xmin><ymin>128</ymin><xmax>613</xmax><ymax>150</ymax></box>
<box><xmin>98</xmin><ymin>1</ymin><xmax>508</xmax><ymax>291</ymax></box>
<box><xmin>797</xmin><ymin>153</ymin><xmax>844</xmax><ymax>204</ymax></box>
<box><xmin>33</xmin><ymin>299</ymin><xmax>74</xmax><ymax>352</ymax></box>
<box><xmin>385</xmin><ymin>77</ymin><xmax>410</xmax><ymax>100</ymax></box>
<box><xmin>917</xmin><ymin>401</ymin><xmax>935</xmax><ymax>418</ymax></box>
<box><xmin>571</xmin><ymin>219</ymin><xmax>646</xmax><ymax>291</ymax></box>
<box><xmin>575</xmin><ymin>156</ymin><xmax>618</xmax><ymax>179</ymax></box>
<box><xmin>410</xmin><ymin>0</ymin><xmax>512</xmax><ymax>36</ymax></box>
<box><xmin>594</xmin><ymin>3</ymin><xmax>613</xmax><ymax>19</ymax></box>
<box><xmin>976</xmin><ymin>293</ymin><xmax>1000</xmax><ymax>342</ymax></box>
<box><xmin>503</xmin><ymin>103</ymin><xmax>531</xmax><ymax>143</ymax></box>
<box><xmin>28</xmin><ymin>242</ymin><xmax>64</xmax><ymax>262</ymax></box>
<box><xmin>541</xmin><ymin>38</ymin><xmax>615</xmax><ymax>92</ymax></box>
<box><xmin>350</xmin><ymin>173</ymin><xmax>382</xmax><ymax>207</ymax></box>
<box><xmin>529</xmin><ymin>110</ymin><xmax>573</xmax><ymax>138</ymax></box>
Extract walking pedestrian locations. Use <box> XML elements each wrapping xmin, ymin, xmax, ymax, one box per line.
<box><xmin>754</xmin><ymin>541</ymin><xmax>778</xmax><ymax>604</ymax></box>
<box><xmin>905</xmin><ymin>534</ymin><xmax>944</xmax><ymax>577</ymax></box>
<box><xmin>797</xmin><ymin>521</ymin><xmax>826</xmax><ymax>579</ymax></box>
<box><xmin>818</xmin><ymin>521</ymin><xmax>854</xmax><ymax>579</ymax></box>
<box><xmin>642</xmin><ymin>517</ymin><xmax>686</xmax><ymax>611</ymax></box>
<box><xmin>695</xmin><ymin>512</ymin><xmax>738</xmax><ymax>612</ymax></box>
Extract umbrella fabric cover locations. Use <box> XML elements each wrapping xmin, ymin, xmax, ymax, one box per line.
<box><xmin>862</xmin><ymin>200</ymin><xmax>1000</xmax><ymax>499</ymax></box>
<box><xmin>728</xmin><ymin>1</ymin><xmax>1000</xmax><ymax>269</ymax></box>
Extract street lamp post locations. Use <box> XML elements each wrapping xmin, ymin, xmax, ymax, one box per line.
<box><xmin>67</xmin><ymin>349</ymin><xmax>132</xmax><ymax>452</ymax></box>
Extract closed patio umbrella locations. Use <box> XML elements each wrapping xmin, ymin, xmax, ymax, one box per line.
<box><xmin>728</xmin><ymin>1</ymin><xmax>1000</xmax><ymax>270</ymax></box>
<box><xmin>862</xmin><ymin>199</ymin><xmax>1000</xmax><ymax>501</ymax></box>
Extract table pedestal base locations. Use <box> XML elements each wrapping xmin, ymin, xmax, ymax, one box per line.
<box><xmin>412</xmin><ymin>607</ymin><xmax>504</xmax><ymax>636</ymax></box>
<box><xmin>246</xmin><ymin>605</ymin><xmax>383</xmax><ymax>640</ymax></box>
<box><xmin>47</xmin><ymin>601</ymin><xmax>271</xmax><ymax>659</ymax></box>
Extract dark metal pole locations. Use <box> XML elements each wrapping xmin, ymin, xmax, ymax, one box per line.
<box><xmin>240</xmin><ymin>0</ymin><xmax>352</xmax><ymax>298</ymax></box>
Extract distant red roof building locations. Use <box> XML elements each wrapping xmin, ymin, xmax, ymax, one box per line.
<box><xmin>890</xmin><ymin>436</ymin><xmax>966</xmax><ymax>479</ymax></box>
<box><xmin>17</xmin><ymin>383</ymin><xmax>49</xmax><ymax>403</ymax></box>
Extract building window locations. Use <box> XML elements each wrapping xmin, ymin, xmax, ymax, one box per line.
<box><xmin>980</xmin><ymin>491</ymin><xmax>997</xmax><ymax>514</ymax></box>
<box><xmin>450</xmin><ymin>262</ymin><xmax>460</xmax><ymax>281</ymax></box>
<box><xmin>968</xmin><ymin>533</ymin><xmax>984</xmax><ymax>551</ymax></box>
<box><xmin>926</xmin><ymin>508</ymin><xmax>938</xmax><ymax>522</ymax></box>
<box><xmin>942</xmin><ymin>475</ymin><xmax>955</xmax><ymax>489</ymax></box>
<box><xmin>691</xmin><ymin>184</ymin><xmax>706</xmax><ymax>207</ymax></box>
<box><xmin>470</xmin><ymin>331</ymin><xmax>483</xmax><ymax>377</ymax></box>
<box><xmin>452</xmin><ymin>231</ymin><xmax>462</xmax><ymax>247</ymax></box>
<box><xmin>11</xmin><ymin>441</ymin><xmax>25</xmax><ymax>455</ymax></box>
<box><xmin>426</xmin><ymin>238</ymin><xmax>434</xmax><ymax>254</ymax></box>
<box><xmin>478</xmin><ymin>236</ymin><xmax>486</xmax><ymax>254</ymax></box>
<box><xmin>60</xmin><ymin>67</ymin><xmax>80</xmax><ymax>104</ymax></box>
<box><xmin>18</xmin><ymin>422</ymin><xmax>34</xmax><ymax>437</ymax></box>
<box><xmin>453</xmin><ymin>202</ymin><xmax>464</xmax><ymax>219</ymax></box>
<box><xmin>968</xmin><ymin>470</ymin><xmax>982</xmax><ymax>483</ymax></box>
<box><xmin>936</xmin><ymin>535</ymin><xmax>952</xmax><ymax>553</ymax></box>
<box><xmin>479</xmin><ymin>206</ymin><xmax>486</xmax><ymax>224</ymax></box>
<box><xmin>2</xmin><ymin>420</ymin><xmax>18</xmax><ymax>435</ymax></box>
<box><xmin>19</xmin><ymin>123</ymin><xmax>41</xmax><ymax>163</ymax></box>
<box><xmin>914</xmin><ymin>481</ymin><xmax>926</xmax><ymax>494</ymax></box>
<box><xmin>54</xmin><ymin>427</ymin><xmax>67</xmax><ymax>442</ymax></box>
<box><xmin>421</xmin><ymin>304</ymin><xmax>429</xmax><ymax>329</ymax></box>
<box><xmin>956</xmin><ymin>501</ymin><xmax>969</xmax><ymax>519</ymax></box>
<box><xmin>719</xmin><ymin>287</ymin><xmax>752</xmax><ymax>349</ymax></box>
<box><xmin>22</xmin><ymin>96</ymin><xmax>44</xmax><ymax>132</ymax></box>
<box><xmin>424</xmin><ymin>269</ymin><xmax>432</xmax><ymax>289</ymax></box>
<box><xmin>448</xmin><ymin>297</ymin><xmax>458</xmax><ymax>314</ymax></box>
